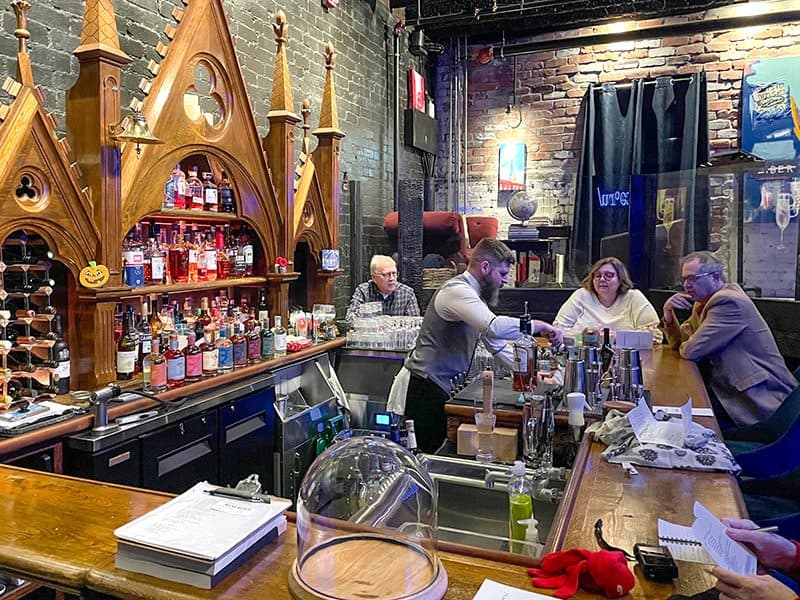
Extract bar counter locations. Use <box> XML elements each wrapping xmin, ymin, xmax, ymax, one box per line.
<box><xmin>0</xmin><ymin>346</ymin><xmax>745</xmax><ymax>599</ymax></box>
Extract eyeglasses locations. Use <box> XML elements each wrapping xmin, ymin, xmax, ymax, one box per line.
<box><xmin>592</xmin><ymin>271</ymin><xmax>617</xmax><ymax>281</ymax></box>
<box><xmin>679</xmin><ymin>272</ymin><xmax>716</xmax><ymax>285</ymax></box>
<box><xmin>373</xmin><ymin>271</ymin><xmax>397</xmax><ymax>279</ymax></box>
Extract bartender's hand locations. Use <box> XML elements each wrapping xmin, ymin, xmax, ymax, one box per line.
<box><xmin>534</xmin><ymin>321</ymin><xmax>563</xmax><ymax>349</ymax></box>
<box><xmin>662</xmin><ymin>292</ymin><xmax>692</xmax><ymax>324</ymax></box>
<box><xmin>713</xmin><ymin>568</ymin><xmax>796</xmax><ymax>600</ymax></box>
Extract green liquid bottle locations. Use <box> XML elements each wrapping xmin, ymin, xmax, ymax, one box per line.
<box><xmin>508</xmin><ymin>460</ymin><xmax>533</xmax><ymax>554</ymax></box>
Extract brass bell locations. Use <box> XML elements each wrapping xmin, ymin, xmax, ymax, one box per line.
<box><xmin>108</xmin><ymin>110</ymin><xmax>163</xmax><ymax>156</ymax></box>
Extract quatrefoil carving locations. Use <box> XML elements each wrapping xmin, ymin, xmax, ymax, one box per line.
<box><xmin>183</xmin><ymin>56</ymin><xmax>229</xmax><ymax>133</ymax></box>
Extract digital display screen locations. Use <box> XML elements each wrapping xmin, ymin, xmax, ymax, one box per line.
<box><xmin>374</xmin><ymin>413</ymin><xmax>391</xmax><ymax>426</ymax></box>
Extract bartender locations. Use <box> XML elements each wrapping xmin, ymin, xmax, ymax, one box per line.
<box><xmin>390</xmin><ymin>238</ymin><xmax>563</xmax><ymax>453</ymax></box>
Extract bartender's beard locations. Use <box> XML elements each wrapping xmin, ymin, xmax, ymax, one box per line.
<box><xmin>479</xmin><ymin>276</ymin><xmax>500</xmax><ymax>307</ymax></box>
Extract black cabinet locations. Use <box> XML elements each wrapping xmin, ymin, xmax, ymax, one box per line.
<box><xmin>141</xmin><ymin>410</ymin><xmax>218</xmax><ymax>494</ymax></box>
<box><xmin>65</xmin><ymin>438</ymin><xmax>141</xmax><ymax>487</ymax></box>
<box><xmin>219</xmin><ymin>388</ymin><xmax>275</xmax><ymax>489</ymax></box>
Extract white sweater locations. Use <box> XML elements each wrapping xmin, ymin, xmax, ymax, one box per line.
<box><xmin>553</xmin><ymin>288</ymin><xmax>663</xmax><ymax>343</ymax></box>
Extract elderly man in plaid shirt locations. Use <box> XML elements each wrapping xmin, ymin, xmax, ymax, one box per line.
<box><xmin>346</xmin><ymin>255</ymin><xmax>419</xmax><ymax>320</ymax></box>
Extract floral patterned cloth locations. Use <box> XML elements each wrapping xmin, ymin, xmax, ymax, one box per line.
<box><xmin>587</xmin><ymin>410</ymin><xmax>741</xmax><ymax>474</ymax></box>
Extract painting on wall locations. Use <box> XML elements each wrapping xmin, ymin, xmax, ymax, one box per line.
<box><xmin>741</xmin><ymin>55</ymin><xmax>800</xmax><ymax>161</ymax></box>
<box><xmin>497</xmin><ymin>141</ymin><xmax>526</xmax><ymax>207</ymax></box>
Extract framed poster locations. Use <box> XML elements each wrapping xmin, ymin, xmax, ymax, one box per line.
<box><xmin>497</xmin><ymin>141</ymin><xmax>526</xmax><ymax>207</ymax></box>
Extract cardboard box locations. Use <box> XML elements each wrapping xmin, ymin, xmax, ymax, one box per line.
<box><xmin>456</xmin><ymin>423</ymin><xmax>518</xmax><ymax>463</ymax></box>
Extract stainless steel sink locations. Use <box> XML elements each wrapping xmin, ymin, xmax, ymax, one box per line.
<box><xmin>423</xmin><ymin>454</ymin><xmax>566</xmax><ymax>554</ymax></box>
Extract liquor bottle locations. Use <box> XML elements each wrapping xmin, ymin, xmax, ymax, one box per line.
<box><xmin>217</xmin><ymin>225</ymin><xmax>232</xmax><ymax>280</ymax></box>
<box><xmin>185</xmin><ymin>232</ymin><xmax>198</xmax><ymax>283</ymax></box>
<box><xmin>231</xmin><ymin>318</ymin><xmax>247</xmax><ymax>367</ymax></box>
<box><xmin>159</xmin><ymin>293</ymin><xmax>175</xmax><ymax>332</ymax></box>
<box><xmin>168</xmin><ymin>226</ymin><xmax>189</xmax><ymax>284</ymax></box>
<box><xmin>272</xmin><ymin>315</ymin><xmax>287</xmax><ymax>357</ymax></box>
<box><xmin>139</xmin><ymin>302</ymin><xmax>152</xmax><ymax>362</ymax></box>
<box><xmin>127</xmin><ymin>306</ymin><xmax>142</xmax><ymax>375</ymax></box>
<box><xmin>150</xmin><ymin>235</ymin><xmax>166</xmax><ymax>285</ymax></box>
<box><xmin>149</xmin><ymin>296</ymin><xmax>163</xmax><ymax>340</ymax></box>
<box><xmin>246</xmin><ymin>315</ymin><xmax>261</xmax><ymax>364</ymax></box>
<box><xmin>187</xmin><ymin>165</ymin><xmax>204</xmax><ymax>210</ymax></box>
<box><xmin>173</xmin><ymin>164</ymin><xmax>188</xmax><ymax>210</ymax></box>
<box><xmin>163</xmin><ymin>169</ymin><xmax>175</xmax><ymax>210</ymax></box>
<box><xmin>165</xmin><ymin>333</ymin><xmax>186</xmax><ymax>389</ymax></box>
<box><xmin>116</xmin><ymin>312</ymin><xmax>137</xmax><ymax>380</ymax></box>
<box><xmin>257</xmin><ymin>288</ymin><xmax>269</xmax><ymax>323</ymax></box>
<box><xmin>600</xmin><ymin>327</ymin><xmax>613</xmax><ymax>374</ymax></box>
<box><xmin>195</xmin><ymin>297</ymin><xmax>212</xmax><ymax>341</ymax></box>
<box><xmin>202</xmin><ymin>172</ymin><xmax>218</xmax><ymax>212</ymax></box>
<box><xmin>146</xmin><ymin>338</ymin><xmax>168</xmax><ymax>393</ymax></box>
<box><xmin>183</xmin><ymin>332</ymin><xmax>203</xmax><ymax>382</ymax></box>
<box><xmin>216</xmin><ymin>324</ymin><xmax>234</xmax><ymax>373</ymax></box>
<box><xmin>200</xmin><ymin>326</ymin><xmax>218</xmax><ymax>377</ymax></box>
<box><xmin>204</xmin><ymin>229</ymin><xmax>218</xmax><ymax>282</ymax></box>
<box><xmin>219</xmin><ymin>170</ymin><xmax>235</xmax><ymax>213</ymax></box>
<box><xmin>405</xmin><ymin>420</ymin><xmax>422</xmax><ymax>456</ymax></box>
<box><xmin>122</xmin><ymin>232</ymin><xmax>145</xmax><ymax>288</ymax></box>
<box><xmin>512</xmin><ymin>303</ymin><xmax>536</xmax><ymax>393</ymax></box>
<box><xmin>508</xmin><ymin>460</ymin><xmax>533</xmax><ymax>554</ymax></box>
<box><xmin>241</xmin><ymin>227</ymin><xmax>254</xmax><ymax>276</ymax></box>
<box><xmin>232</xmin><ymin>232</ymin><xmax>247</xmax><ymax>277</ymax></box>
<box><xmin>51</xmin><ymin>315</ymin><xmax>70</xmax><ymax>394</ymax></box>
<box><xmin>195</xmin><ymin>230</ymin><xmax>207</xmax><ymax>282</ymax></box>
<box><xmin>260</xmin><ymin>319</ymin><xmax>274</xmax><ymax>359</ymax></box>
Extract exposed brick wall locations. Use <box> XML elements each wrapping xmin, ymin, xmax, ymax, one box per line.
<box><xmin>435</xmin><ymin>19</ymin><xmax>800</xmax><ymax>239</ymax></box>
<box><xmin>0</xmin><ymin>0</ymin><xmax>421</xmax><ymax>315</ymax></box>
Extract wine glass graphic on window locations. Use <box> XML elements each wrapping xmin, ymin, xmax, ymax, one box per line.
<box><xmin>775</xmin><ymin>190</ymin><xmax>798</xmax><ymax>251</ymax></box>
<box><xmin>657</xmin><ymin>191</ymin><xmax>676</xmax><ymax>252</ymax></box>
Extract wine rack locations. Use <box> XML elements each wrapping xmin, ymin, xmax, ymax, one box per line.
<box><xmin>0</xmin><ymin>232</ymin><xmax>66</xmax><ymax>406</ymax></box>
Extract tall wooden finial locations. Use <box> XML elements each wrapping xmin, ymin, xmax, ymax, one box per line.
<box><xmin>269</xmin><ymin>10</ymin><xmax>295</xmax><ymax>114</ymax></box>
<box><xmin>301</xmin><ymin>98</ymin><xmax>311</xmax><ymax>155</ymax></box>
<box><xmin>74</xmin><ymin>0</ymin><xmax>129</xmax><ymax>61</ymax></box>
<box><xmin>11</xmin><ymin>0</ymin><xmax>33</xmax><ymax>87</ymax></box>
<box><xmin>315</xmin><ymin>42</ymin><xmax>342</xmax><ymax>134</ymax></box>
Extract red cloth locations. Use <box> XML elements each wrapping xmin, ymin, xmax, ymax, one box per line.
<box><xmin>527</xmin><ymin>549</ymin><xmax>635</xmax><ymax>599</ymax></box>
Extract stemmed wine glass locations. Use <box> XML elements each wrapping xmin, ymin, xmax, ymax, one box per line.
<box><xmin>776</xmin><ymin>193</ymin><xmax>791</xmax><ymax>250</ymax></box>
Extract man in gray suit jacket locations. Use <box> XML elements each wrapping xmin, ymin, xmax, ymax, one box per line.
<box><xmin>663</xmin><ymin>251</ymin><xmax>796</xmax><ymax>427</ymax></box>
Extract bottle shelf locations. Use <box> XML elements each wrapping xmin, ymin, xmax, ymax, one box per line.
<box><xmin>151</xmin><ymin>209</ymin><xmax>239</xmax><ymax>223</ymax></box>
<box><xmin>97</xmin><ymin>276</ymin><xmax>268</xmax><ymax>300</ymax></box>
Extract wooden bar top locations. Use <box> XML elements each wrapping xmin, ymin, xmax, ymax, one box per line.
<box><xmin>0</xmin><ymin>338</ymin><xmax>346</xmax><ymax>457</ymax></box>
<box><xmin>0</xmin><ymin>346</ymin><xmax>745</xmax><ymax>599</ymax></box>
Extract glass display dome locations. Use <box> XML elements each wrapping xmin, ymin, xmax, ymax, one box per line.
<box><xmin>289</xmin><ymin>435</ymin><xmax>447</xmax><ymax>600</ymax></box>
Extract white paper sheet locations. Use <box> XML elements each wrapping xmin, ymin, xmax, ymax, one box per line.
<box><xmin>473</xmin><ymin>579</ymin><xmax>555</xmax><ymax>600</ymax></box>
<box><xmin>657</xmin><ymin>518</ymin><xmax>712</xmax><ymax>563</ymax></box>
<box><xmin>627</xmin><ymin>401</ymin><xmax>685</xmax><ymax>447</ymax></box>
<box><xmin>692</xmin><ymin>501</ymin><xmax>757</xmax><ymax>575</ymax></box>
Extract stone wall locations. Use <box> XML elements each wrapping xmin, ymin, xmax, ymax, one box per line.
<box><xmin>435</xmin><ymin>19</ymin><xmax>800</xmax><ymax>240</ymax></box>
<box><xmin>0</xmin><ymin>0</ymin><xmax>422</xmax><ymax>313</ymax></box>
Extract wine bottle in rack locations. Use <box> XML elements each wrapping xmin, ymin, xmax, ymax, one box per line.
<box><xmin>51</xmin><ymin>315</ymin><xmax>70</xmax><ymax>394</ymax></box>
<box><xmin>2</xmin><ymin>244</ymin><xmax>54</xmax><ymax>265</ymax></box>
<box><xmin>2</xmin><ymin>274</ymin><xmax>55</xmax><ymax>293</ymax></box>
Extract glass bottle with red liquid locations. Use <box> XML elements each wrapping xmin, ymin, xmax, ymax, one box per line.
<box><xmin>512</xmin><ymin>302</ymin><xmax>537</xmax><ymax>393</ymax></box>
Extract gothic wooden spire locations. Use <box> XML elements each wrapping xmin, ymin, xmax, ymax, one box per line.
<box><xmin>269</xmin><ymin>10</ymin><xmax>295</xmax><ymax>115</ymax></box>
<box><xmin>11</xmin><ymin>0</ymin><xmax>33</xmax><ymax>87</ymax></box>
<box><xmin>74</xmin><ymin>0</ymin><xmax>129</xmax><ymax>62</ymax></box>
<box><xmin>315</xmin><ymin>42</ymin><xmax>343</xmax><ymax>135</ymax></box>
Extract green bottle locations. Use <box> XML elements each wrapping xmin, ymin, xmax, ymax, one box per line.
<box><xmin>508</xmin><ymin>460</ymin><xmax>533</xmax><ymax>554</ymax></box>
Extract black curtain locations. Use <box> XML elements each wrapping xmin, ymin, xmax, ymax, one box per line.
<box><xmin>572</xmin><ymin>73</ymin><xmax>708</xmax><ymax>279</ymax></box>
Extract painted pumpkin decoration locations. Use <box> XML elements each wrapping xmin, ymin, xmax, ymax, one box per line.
<box><xmin>79</xmin><ymin>261</ymin><xmax>110</xmax><ymax>288</ymax></box>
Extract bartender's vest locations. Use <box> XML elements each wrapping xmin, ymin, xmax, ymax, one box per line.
<box><xmin>405</xmin><ymin>274</ymin><xmax>480</xmax><ymax>394</ymax></box>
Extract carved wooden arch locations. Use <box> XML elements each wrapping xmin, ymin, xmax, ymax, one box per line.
<box><xmin>0</xmin><ymin>88</ymin><xmax>100</xmax><ymax>275</ymax></box>
<box><xmin>119</xmin><ymin>144</ymin><xmax>279</xmax><ymax>262</ymax></box>
<box><xmin>0</xmin><ymin>218</ymin><xmax>94</xmax><ymax>277</ymax></box>
<box><xmin>292</xmin><ymin>161</ymin><xmax>334</xmax><ymax>262</ymax></box>
<box><xmin>119</xmin><ymin>0</ymin><xmax>280</xmax><ymax>265</ymax></box>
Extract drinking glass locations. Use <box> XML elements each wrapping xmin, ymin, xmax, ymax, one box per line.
<box><xmin>474</xmin><ymin>411</ymin><xmax>496</xmax><ymax>463</ymax></box>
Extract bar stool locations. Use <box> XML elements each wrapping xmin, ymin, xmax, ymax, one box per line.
<box><xmin>724</xmin><ymin>383</ymin><xmax>800</xmax><ymax>445</ymax></box>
